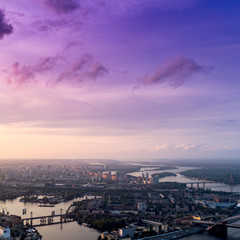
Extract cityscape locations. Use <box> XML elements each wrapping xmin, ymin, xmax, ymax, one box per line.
<box><xmin>0</xmin><ymin>160</ymin><xmax>240</xmax><ymax>239</ymax></box>
<box><xmin>1</xmin><ymin>0</ymin><xmax>240</xmax><ymax>240</ymax></box>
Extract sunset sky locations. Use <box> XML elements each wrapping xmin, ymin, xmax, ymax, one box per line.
<box><xmin>0</xmin><ymin>0</ymin><xmax>240</xmax><ymax>160</ymax></box>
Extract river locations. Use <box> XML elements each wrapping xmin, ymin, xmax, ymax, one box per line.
<box><xmin>129</xmin><ymin>166</ymin><xmax>240</xmax><ymax>192</ymax></box>
<box><xmin>0</xmin><ymin>196</ymin><xmax>100</xmax><ymax>240</ymax></box>
<box><xmin>130</xmin><ymin>166</ymin><xmax>240</xmax><ymax>239</ymax></box>
<box><xmin>1</xmin><ymin>166</ymin><xmax>240</xmax><ymax>239</ymax></box>
<box><xmin>1</xmin><ymin>196</ymin><xmax>239</xmax><ymax>240</ymax></box>
<box><xmin>183</xmin><ymin>228</ymin><xmax>240</xmax><ymax>240</ymax></box>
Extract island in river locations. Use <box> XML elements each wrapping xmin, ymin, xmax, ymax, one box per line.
<box><xmin>181</xmin><ymin>166</ymin><xmax>240</xmax><ymax>185</ymax></box>
<box><xmin>152</xmin><ymin>172</ymin><xmax>177</xmax><ymax>179</ymax></box>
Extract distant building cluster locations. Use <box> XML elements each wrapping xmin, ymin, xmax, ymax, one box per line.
<box><xmin>89</xmin><ymin>171</ymin><xmax>127</xmax><ymax>182</ymax></box>
<box><xmin>88</xmin><ymin>171</ymin><xmax>159</xmax><ymax>185</ymax></box>
<box><xmin>136</xmin><ymin>173</ymin><xmax>159</xmax><ymax>184</ymax></box>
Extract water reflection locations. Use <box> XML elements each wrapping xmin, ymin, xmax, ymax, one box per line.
<box><xmin>184</xmin><ymin>220</ymin><xmax>240</xmax><ymax>240</ymax></box>
<box><xmin>129</xmin><ymin>166</ymin><xmax>240</xmax><ymax>193</ymax></box>
<box><xmin>0</xmin><ymin>196</ymin><xmax>100</xmax><ymax>240</ymax></box>
<box><xmin>1</xmin><ymin>166</ymin><xmax>240</xmax><ymax>239</ymax></box>
<box><xmin>36</xmin><ymin>222</ymin><xmax>100</xmax><ymax>240</ymax></box>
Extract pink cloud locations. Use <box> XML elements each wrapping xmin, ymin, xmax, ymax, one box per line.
<box><xmin>55</xmin><ymin>54</ymin><xmax>108</xmax><ymax>84</ymax></box>
<box><xmin>6</xmin><ymin>55</ymin><xmax>62</xmax><ymax>86</ymax></box>
<box><xmin>5</xmin><ymin>53</ymin><xmax>108</xmax><ymax>86</ymax></box>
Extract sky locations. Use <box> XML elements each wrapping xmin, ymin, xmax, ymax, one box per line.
<box><xmin>0</xmin><ymin>0</ymin><xmax>240</xmax><ymax>160</ymax></box>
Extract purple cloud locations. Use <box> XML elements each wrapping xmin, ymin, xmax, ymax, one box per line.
<box><xmin>39</xmin><ymin>0</ymin><xmax>80</xmax><ymax>14</ymax></box>
<box><xmin>91</xmin><ymin>0</ymin><xmax>200</xmax><ymax>15</ymax></box>
<box><xmin>56</xmin><ymin>54</ymin><xmax>108</xmax><ymax>84</ymax></box>
<box><xmin>0</xmin><ymin>9</ymin><xmax>13</xmax><ymax>39</ymax></box>
<box><xmin>32</xmin><ymin>19</ymin><xmax>83</xmax><ymax>32</ymax></box>
<box><xmin>64</xmin><ymin>41</ymin><xmax>82</xmax><ymax>50</ymax></box>
<box><xmin>85</xmin><ymin>62</ymin><xmax>108</xmax><ymax>79</ymax></box>
<box><xmin>6</xmin><ymin>56</ymin><xmax>62</xmax><ymax>85</ymax></box>
<box><xmin>5</xmin><ymin>53</ymin><xmax>107</xmax><ymax>86</ymax></box>
<box><xmin>56</xmin><ymin>54</ymin><xmax>92</xmax><ymax>82</ymax></box>
<box><xmin>138</xmin><ymin>57</ymin><xmax>212</xmax><ymax>88</ymax></box>
<box><xmin>38</xmin><ymin>0</ymin><xmax>198</xmax><ymax>17</ymax></box>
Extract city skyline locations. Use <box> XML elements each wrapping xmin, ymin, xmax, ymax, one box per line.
<box><xmin>0</xmin><ymin>0</ymin><xmax>240</xmax><ymax>160</ymax></box>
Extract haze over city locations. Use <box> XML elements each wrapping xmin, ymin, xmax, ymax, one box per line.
<box><xmin>0</xmin><ymin>0</ymin><xmax>240</xmax><ymax>160</ymax></box>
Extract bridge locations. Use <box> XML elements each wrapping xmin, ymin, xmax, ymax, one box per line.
<box><xmin>22</xmin><ymin>212</ymin><xmax>75</xmax><ymax>227</ymax></box>
<box><xmin>193</xmin><ymin>214</ymin><xmax>240</xmax><ymax>237</ymax></box>
<box><xmin>186</xmin><ymin>181</ymin><xmax>212</xmax><ymax>189</ymax></box>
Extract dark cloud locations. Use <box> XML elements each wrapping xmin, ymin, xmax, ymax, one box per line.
<box><xmin>40</xmin><ymin>0</ymin><xmax>80</xmax><ymax>14</ymax></box>
<box><xmin>6</xmin><ymin>56</ymin><xmax>62</xmax><ymax>85</ymax></box>
<box><xmin>137</xmin><ymin>57</ymin><xmax>212</xmax><ymax>88</ymax></box>
<box><xmin>0</xmin><ymin>9</ymin><xmax>13</xmax><ymax>39</ymax></box>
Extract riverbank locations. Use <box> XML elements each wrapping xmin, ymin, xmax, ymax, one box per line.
<box><xmin>0</xmin><ymin>196</ymin><xmax>100</xmax><ymax>240</ymax></box>
<box><xmin>181</xmin><ymin>168</ymin><xmax>240</xmax><ymax>185</ymax></box>
<box><xmin>129</xmin><ymin>165</ymin><xmax>240</xmax><ymax>193</ymax></box>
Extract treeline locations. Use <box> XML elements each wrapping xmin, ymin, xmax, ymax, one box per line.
<box><xmin>147</xmin><ymin>166</ymin><xmax>178</xmax><ymax>171</ymax></box>
<box><xmin>181</xmin><ymin>167</ymin><xmax>240</xmax><ymax>184</ymax></box>
<box><xmin>147</xmin><ymin>182</ymin><xmax>186</xmax><ymax>190</ymax></box>
<box><xmin>78</xmin><ymin>214</ymin><xmax>125</xmax><ymax>231</ymax></box>
<box><xmin>152</xmin><ymin>172</ymin><xmax>177</xmax><ymax>179</ymax></box>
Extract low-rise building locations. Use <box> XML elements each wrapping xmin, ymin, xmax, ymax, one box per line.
<box><xmin>0</xmin><ymin>227</ymin><xmax>11</xmax><ymax>239</ymax></box>
<box><xmin>137</xmin><ymin>202</ymin><xmax>147</xmax><ymax>212</ymax></box>
<box><xmin>119</xmin><ymin>227</ymin><xmax>135</xmax><ymax>238</ymax></box>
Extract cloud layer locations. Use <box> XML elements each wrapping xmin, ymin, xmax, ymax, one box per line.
<box><xmin>0</xmin><ymin>0</ymin><xmax>240</xmax><ymax>159</ymax></box>
<box><xmin>37</xmin><ymin>0</ymin><xmax>200</xmax><ymax>18</ymax></box>
<box><xmin>0</xmin><ymin>8</ymin><xmax>13</xmax><ymax>39</ymax></box>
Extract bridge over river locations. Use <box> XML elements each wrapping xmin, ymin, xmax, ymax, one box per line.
<box><xmin>186</xmin><ymin>181</ymin><xmax>212</xmax><ymax>189</ymax></box>
<box><xmin>194</xmin><ymin>214</ymin><xmax>240</xmax><ymax>237</ymax></box>
<box><xmin>22</xmin><ymin>212</ymin><xmax>75</xmax><ymax>227</ymax></box>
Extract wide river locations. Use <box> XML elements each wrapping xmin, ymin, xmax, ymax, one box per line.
<box><xmin>129</xmin><ymin>166</ymin><xmax>240</xmax><ymax>192</ymax></box>
<box><xmin>1</xmin><ymin>166</ymin><xmax>240</xmax><ymax>239</ymax></box>
<box><xmin>0</xmin><ymin>196</ymin><xmax>100</xmax><ymax>240</ymax></box>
